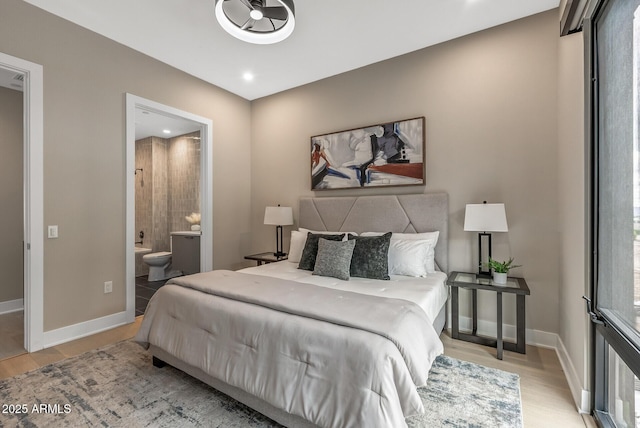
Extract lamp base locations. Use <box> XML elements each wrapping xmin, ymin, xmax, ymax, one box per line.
<box><xmin>477</xmin><ymin>270</ymin><xmax>492</xmax><ymax>279</ymax></box>
<box><xmin>477</xmin><ymin>232</ymin><xmax>492</xmax><ymax>276</ymax></box>
<box><xmin>273</xmin><ymin>252</ymin><xmax>287</xmax><ymax>258</ymax></box>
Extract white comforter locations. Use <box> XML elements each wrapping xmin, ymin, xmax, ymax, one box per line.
<box><xmin>239</xmin><ymin>261</ymin><xmax>449</xmax><ymax>320</ymax></box>
<box><xmin>135</xmin><ymin>270</ymin><xmax>444</xmax><ymax>428</ymax></box>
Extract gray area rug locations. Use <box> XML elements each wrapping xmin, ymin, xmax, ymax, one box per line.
<box><xmin>0</xmin><ymin>340</ymin><xmax>522</xmax><ymax>427</ymax></box>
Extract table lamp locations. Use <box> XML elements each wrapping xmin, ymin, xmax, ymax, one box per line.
<box><xmin>464</xmin><ymin>202</ymin><xmax>508</xmax><ymax>276</ymax></box>
<box><xmin>264</xmin><ymin>205</ymin><xmax>294</xmax><ymax>257</ymax></box>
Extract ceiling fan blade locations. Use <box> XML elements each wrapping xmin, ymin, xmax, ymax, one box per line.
<box><xmin>238</xmin><ymin>0</ymin><xmax>254</xmax><ymax>10</ymax></box>
<box><xmin>261</xmin><ymin>6</ymin><xmax>287</xmax><ymax>20</ymax></box>
<box><xmin>241</xmin><ymin>17</ymin><xmax>256</xmax><ymax>30</ymax></box>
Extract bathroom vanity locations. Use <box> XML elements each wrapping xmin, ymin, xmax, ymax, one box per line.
<box><xmin>170</xmin><ymin>231</ymin><xmax>201</xmax><ymax>275</ymax></box>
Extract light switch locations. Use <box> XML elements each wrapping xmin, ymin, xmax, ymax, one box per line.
<box><xmin>48</xmin><ymin>225</ymin><xmax>58</xmax><ymax>239</ymax></box>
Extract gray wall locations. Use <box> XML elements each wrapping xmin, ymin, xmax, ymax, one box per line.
<box><xmin>0</xmin><ymin>0</ymin><xmax>252</xmax><ymax>331</ymax></box>
<box><xmin>0</xmin><ymin>86</ymin><xmax>23</xmax><ymax>304</ymax></box>
<box><xmin>250</xmin><ymin>7</ymin><xmax>589</xmax><ymax>403</ymax></box>
<box><xmin>557</xmin><ymin>31</ymin><xmax>589</xmax><ymax>405</ymax></box>
<box><xmin>251</xmin><ymin>10</ymin><xmax>561</xmax><ymax>334</ymax></box>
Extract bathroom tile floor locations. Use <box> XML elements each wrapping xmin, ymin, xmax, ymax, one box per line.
<box><xmin>135</xmin><ymin>276</ymin><xmax>169</xmax><ymax>316</ymax></box>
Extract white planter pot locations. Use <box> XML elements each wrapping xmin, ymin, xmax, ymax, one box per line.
<box><xmin>493</xmin><ymin>272</ymin><xmax>507</xmax><ymax>284</ymax></box>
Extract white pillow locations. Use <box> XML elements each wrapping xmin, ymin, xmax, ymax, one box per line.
<box><xmin>392</xmin><ymin>232</ymin><xmax>439</xmax><ymax>274</ymax></box>
<box><xmin>289</xmin><ymin>228</ymin><xmax>359</xmax><ymax>263</ymax></box>
<box><xmin>288</xmin><ymin>230</ymin><xmax>308</xmax><ymax>263</ymax></box>
<box><xmin>361</xmin><ymin>231</ymin><xmax>439</xmax><ymax>274</ymax></box>
<box><xmin>388</xmin><ymin>239</ymin><xmax>431</xmax><ymax>277</ymax></box>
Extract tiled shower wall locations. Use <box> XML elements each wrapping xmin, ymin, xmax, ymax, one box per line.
<box><xmin>134</xmin><ymin>138</ymin><xmax>153</xmax><ymax>247</ymax></box>
<box><xmin>134</xmin><ymin>132</ymin><xmax>200</xmax><ymax>277</ymax></box>
<box><xmin>135</xmin><ymin>137</ymin><xmax>153</xmax><ymax>276</ymax></box>
<box><xmin>169</xmin><ymin>132</ymin><xmax>201</xmax><ymax>233</ymax></box>
<box><xmin>152</xmin><ymin>138</ymin><xmax>169</xmax><ymax>253</ymax></box>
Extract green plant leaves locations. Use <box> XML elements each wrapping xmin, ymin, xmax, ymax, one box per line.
<box><xmin>485</xmin><ymin>257</ymin><xmax>521</xmax><ymax>273</ymax></box>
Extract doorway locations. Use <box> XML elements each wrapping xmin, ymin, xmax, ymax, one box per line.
<box><xmin>125</xmin><ymin>94</ymin><xmax>213</xmax><ymax>322</ymax></box>
<box><xmin>0</xmin><ymin>67</ymin><xmax>25</xmax><ymax>359</ymax></box>
<box><xmin>0</xmin><ymin>52</ymin><xmax>44</xmax><ymax>353</ymax></box>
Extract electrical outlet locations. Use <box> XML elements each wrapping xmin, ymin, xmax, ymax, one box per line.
<box><xmin>47</xmin><ymin>225</ymin><xmax>58</xmax><ymax>239</ymax></box>
<box><xmin>104</xmin><ymin>281</ymin><xmax>113</xmax><ymax>294</ymax></box>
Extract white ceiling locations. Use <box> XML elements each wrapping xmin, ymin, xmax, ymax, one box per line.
<box><xmin>22</xmin><ymin>0</ymin><xmax>559</xmax><ymax>101</ymax></box>
<box><xmin>135</xmin><ymin>108</ymin><xmax>202</xmax><ymax>140</ymax></box>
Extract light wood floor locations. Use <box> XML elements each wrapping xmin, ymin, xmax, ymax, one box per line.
<box><xmin>0</xmin><ymin>311</ymin><xmax>26</xmax><ymax>361</ymax></box>
<box><xmin>0</xmin><ymin>318</ymin><xmax>595</xmax><ymax>428</ymax></box>
<box><xmin>441</xmin><ymin>334</ymin><xmax>596</xmax><ymax>428</ymax></box>
<box><xmin>0</xmin><ymin>317</ymin><xmax>143</xmax><ymax>380</ymax></box>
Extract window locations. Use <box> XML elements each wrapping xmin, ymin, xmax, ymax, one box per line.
<box><xmin>588</xmin><ymin>0</ymin><xmax>640</xmax><ymax>426</ymax></box>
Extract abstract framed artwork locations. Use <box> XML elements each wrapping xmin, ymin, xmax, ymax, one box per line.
<box><xmin>311</xmin><ymin>117</ymin><xmax>425</xmax><ymax>190</ymax></box>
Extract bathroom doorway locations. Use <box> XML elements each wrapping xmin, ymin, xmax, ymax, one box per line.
<box><xmin>125</xmin><ymin>94</ymin><xmax>213</xmax><ymax>321</ymax></box>
<box><xmin>133</xmin><ymin>117</ymin><xmax>201</xmax><ymax>315</ymax></box>
<box><xmin>0</xmin><ymin>52</ymin><xmax>44</xmax><ymax>354</ymax></box>
<box><xmin>0</xmin><ymin>67</ymin><xmax>25</xmax><ymax>360</ymax></box>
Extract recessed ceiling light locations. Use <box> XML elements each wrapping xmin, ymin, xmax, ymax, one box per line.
<box><xmin>163</xmin><ymin>129</ymin><xmax>171</xmax><ymax>134</ymax></box>
<box><xmin>243</xmin><ymin>72</ymin><xmax>254</xmax><ymax>81</ymax></box>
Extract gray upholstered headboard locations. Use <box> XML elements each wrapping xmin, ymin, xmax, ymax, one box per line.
<box><xmin>299</xmin><ymin>193</ymin><xmax>449</xmax><ymax>273</ymax></box>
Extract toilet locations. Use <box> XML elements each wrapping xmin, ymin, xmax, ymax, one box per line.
<box><xmin>142</xmin><ymin>251</ymin><xmax>175</xmax><ymax>281</ymax></box>
<box><xmin>142</xmin><ymin>231</ymin><xmax>201</xmax><ymax>281</ymax></box>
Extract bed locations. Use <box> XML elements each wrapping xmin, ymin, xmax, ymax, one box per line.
<box><xmin>135</xmin><ymin>193</ymin><xmax>449</xmax><ymax>428</ymax></box>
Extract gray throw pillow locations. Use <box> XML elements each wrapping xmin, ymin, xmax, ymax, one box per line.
<box><xmin>348</xmin><ymin>232</ymin><xmax>392</xmax><ymax>280</ymax></box>
<box><xmin>298</xmin><ymin>233</ymin><xmax>345</xmax><ymax>271</ymax></box>
<box><xmin>313</xmin><ymin>238</ymin><xmax>356</xmax><ymax>281</ymax></box>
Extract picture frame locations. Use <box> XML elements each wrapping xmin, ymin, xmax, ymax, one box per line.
<box><xmin>310</xmin><ymin>117</ymin><xmax>425</xmax><ymax>190</ymax></box>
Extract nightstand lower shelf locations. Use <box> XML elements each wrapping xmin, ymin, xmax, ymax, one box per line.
<box><xmin>448</xmin><ymin>271</ymin><xmax>530</xmax><ymax>360</ymax></box>
<box><xmin>452</xmin><ymin>332</ymin><xmax>524</xmax><ymax>354</ymax></box>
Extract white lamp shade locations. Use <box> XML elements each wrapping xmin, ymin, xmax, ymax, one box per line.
<box><xmin>264</xmin><ymin>206</ymin><xmax>293</xmax><ymax>226</ymax></box>
<box><xmin>464</xmin><ymin>203</ymin><xmax>508</xmax><ymax>232</ymax></box>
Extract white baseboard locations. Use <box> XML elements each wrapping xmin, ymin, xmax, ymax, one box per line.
<box><xmin>556</xmin><ymin>335</ymin><xmax>591</xmax><ymax>413</ymax></box>
<box><xmin>454</xmin><ymin>315</ymin><xmax>557</xmax><ymax>348</ymax></box>
<box><xmin>0</xmin><ymin>298</ymin><xmax>24</xmax><ymax>314</ymax></box>
<box><xmin>43</xmin><ymin>311</ymin><xmax>129</xmax><ymax>348</ymax></box>
<box><xmin>453</xmin><ymin>315</ymin><xmax>589</xmax><ymax>413</ymax></box>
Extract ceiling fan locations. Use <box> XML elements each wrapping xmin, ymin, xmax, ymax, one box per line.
<box><xmin>214</xmin><ymin>0</ymin><xmax>296</xmax><ymax>44</ymax></box>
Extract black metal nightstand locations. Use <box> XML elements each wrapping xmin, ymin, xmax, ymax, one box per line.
<box><xmin>446</xmin><ymin>271</ymin><xmax>530</xmax><ymax>360</ymax></box>
<box><xmin>244</xmin><ymin>252</ymin><xmax>288</xmax><ymax>266</ymax></box>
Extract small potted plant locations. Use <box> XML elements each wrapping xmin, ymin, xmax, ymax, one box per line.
<box><xmin>486</xmin><ymin>257</ymin><xmax>521</xmax><ymax>285</ymax></box>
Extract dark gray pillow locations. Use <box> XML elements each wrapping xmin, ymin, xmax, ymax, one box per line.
<box><xmin>298</xmin><ymin>232</ymin><xmax>345</xmax><ymax>271</ymax></box>
<box><xmin>348</xmin><ymin>232</ymin><xmax>392</xmax><ymax>280</ymax></box>
<box><xmin>313</xmin><ymin>238</ymin><xmax>356</xmax><ymax>281</ymax></box>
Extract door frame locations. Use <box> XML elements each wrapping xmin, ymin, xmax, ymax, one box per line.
<box><xmin>0</xmin><ymin>52</ymin><xmax>44</xmax><ymax>352</ymax></box>
<box><xmin>125</xmin><ymin>94</ymin><xmax>213</xmax><ymax>322</ymax></box>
